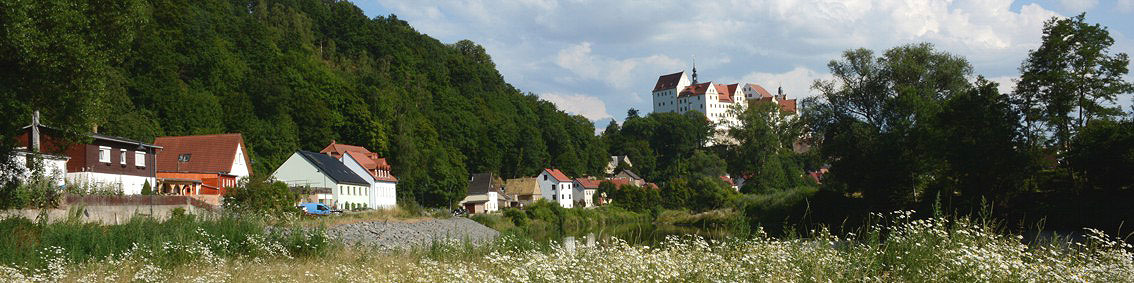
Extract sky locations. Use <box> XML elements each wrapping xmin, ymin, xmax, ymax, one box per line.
<box><xmin>353</xmin><ymin>0</ymin><xmax>1134</xmax><ymax>129</ymax></box>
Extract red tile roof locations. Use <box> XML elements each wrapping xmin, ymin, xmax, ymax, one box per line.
<box><xmin>573</xmin><ymin>178</ymin><xmax>602</xmax><ymax>189</ymax></box>
<box><xmin>602</xmin><ymin>178</ymin><xmax>632</xmax><ymax>188</ymax></box>
<box><xmin>720</xmin><ymin>176</ymin><xmax>735</xmax><ymax>186</ymax></box>
<box><xmin>544</xmin><ymin>168</ymin><xmax>572</xmax><ymax>182</ymax></box>
<box><xmin>779</xmin><ymin>99</ymin><xmax>798</xmax><ymax>113</ymax></box>
<box><xmin>716</xmin><ymin>84</ymin><xmax>734</xmax><ymax>102</ymax></box>
<box><xmin>323</xmin><ymin>141</ymin><xmax>398</xmax><ymax>182</ymax></box>
<box><xmin>653</xmin><ymin>71</ymin><xmax>685</xmax><ymax>92</ymax></box>
<box><xmin>678</xmin><ymin>82</ymin><xmax>714</xmax><ymax>98</ymax></box>
<box><xmin>154</xmin><ymin>133</ymin><xmax>251</xmax><ymax>175</ymax></box>
<box><xmin>747</xmin><ymin>83</ymin><xmax>773</xmax><ymax>99</ymax></box>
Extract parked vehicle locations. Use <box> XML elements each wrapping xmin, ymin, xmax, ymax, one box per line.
<box><xmin>297</xmin><ymin>202</ymin><xmax>342</xmax><ymax>216</ymax></box>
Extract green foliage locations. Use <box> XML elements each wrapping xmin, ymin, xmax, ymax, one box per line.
<box><xmin>605</xmin><ymin>111</ymin><xmax>712</xmax><ymax>182</ymax></box>
<box><xmin>223</xmin><ymin>176</ymin><xmax>298</xmax><ymax>215</ymax></box>
<box><xmin>1</xmin><ymin>0</ymin><xmax>609</xmax><ymax>209</ymax></box>
<box><xmin>598</xmin><ymin>182</ymin><xmax>661</xmax><ymax>213</ymax></box>
<box><xmin>0</xmin><ymin>215</ymin><xmax>330</xmax><ymax>270</ymax></box>
<box><xmin>1015</xmin><ymin>13</ymin><xmax>1134</xmax><ymax>150</ymax></box>
<box><xmin>141</xmin><ymin>180</ymin><xmax>152</xmax><ymax>195</ymax></box>
<box><xmin>806</xmin><ymin>43</ymin><xmax>974</xmax><ymax>209</ymax></box>
<box><xmin>1068</xmin><ymin>120</ymin><xmax>1134</xmax><ymax>191</ymax></box>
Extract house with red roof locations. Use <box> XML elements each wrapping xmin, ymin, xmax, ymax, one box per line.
<box><xmin>320</xmin><ymin>141</ymin><xmax>398</xmax><ymax>209</ymax></box>
<box><xmin>153</xmin><ymin>133</ymin><xmax>251</xmax><ymax>201</ymax></box>
<box><xmin>537</xmin><ymin>168</ymin><xmax>574</xmax><ymax>208</ymax></box>
<box><xmin>572</xmin><ymin>178</ymin><xmax>603</xmax><ymax>208</ymax></box>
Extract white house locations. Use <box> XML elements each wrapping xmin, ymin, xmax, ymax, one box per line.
<box><xmin>572</xmin><ymin>178</ymin><xmax>600</xmax><ymax>208</ymax></box>
<box><xmin>341</xmin><ymin>151</ymin><xmax>397</xmax><ymax>209</ymax></box>
<box><xmin>270</xmin><ymin>151</ymin><xmax>370</xmax><ymax>209</ymax></box>
<box><xmin>537</xmin><ymin>168</ymin><xmax>573</xmax><ymax>208</ymax></box>
<box><xmin>5</xmin><ymin>150</ymin><xmax>69</xmax><ymax>188</ymax></box>
<box><xmin>321</xmin><ymin>141</ymin><xmax>397</xmax><ymax>209</ymax></box>
<box><xmin>460</xmin><ymin>172</ymin><xmax>505</xmax><ymax>213</ymax></box>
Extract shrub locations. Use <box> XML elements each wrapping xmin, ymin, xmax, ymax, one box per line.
<box><xmin>141</xmin><ymin>180</ymin><xmax>152</xmax><ymax>195</ymax></box>
<box><xmin>224</xmin><ymin>176</ymin><xmax>299</xmax><ymax>216</ymax></box>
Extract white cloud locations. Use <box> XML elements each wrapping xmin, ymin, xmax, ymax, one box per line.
<box><xmin>727</xmin><ymin>67</ymin><xmax>835</xmax><ymax>99</ymax></box>
<box><xmin>374</xmin><ymin>0</ymin><xmax>1069</xmax><ymax>123</ymax></box>
<box><xmin>985</xmin><ymin>76</ymin><xmax>1018</xmax><ymax>95</ymax></box>
<box><xmin>554</xmin><ymin>42</ymin><xmax>683</xmax><ymax>89</ymax></box>
<box><xmin>1058</xmin><ymin>0</ymin><xmax>1098</xmax><ymax>12</ymax></box>
<box><xmin>538</xmin><ymin>92</ymin><xmax>613</xmax><ymax>121</ymax></box>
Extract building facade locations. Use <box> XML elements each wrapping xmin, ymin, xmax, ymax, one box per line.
<box><xmin>15</xmin><ymin>122</ymin><xmax>160</xmax><ymax>195</ymax></box>
<box><xmin>320</xmin><ymin>141</ymin><xmax>397</xmax><ymax>209</ymax></box>
<box><xmin>536</xmin><ymin>168</ymin><xmax>573</xmax><ymax>208</ymax></box>
<box><xmin>153</xmin><ymin>133</ymin><xmax>252</xmax><ymax>198</ymax></box>
<box><xmin>271</xmin><ymin>151</ymin><xmax>370</xmax><ymax>209</ymax></box>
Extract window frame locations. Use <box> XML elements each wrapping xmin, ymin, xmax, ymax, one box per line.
<box><xmin>119</xmin><ymin>149</ymin><xmax>127</xmax><ymax>165</ymax></box>
<box><xmin>134</xmin><ymin>151</ymin><xmax>145</xmax><ymax>167</ymax></box>
<box><xmin>98</xmin><ymin>146</ymin><xmax>111</xmax><ymax>163</ymax></box>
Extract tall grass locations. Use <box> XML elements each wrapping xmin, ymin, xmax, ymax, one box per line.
<box><xmin>0</xmin><ymin>213</ymin><xmax>331</xmax><ymax>271</ymax></box>
<box><xmin>5</xmin><ymin>210</ymin><xmax>1130</xmax><ymax>282</ymax></box>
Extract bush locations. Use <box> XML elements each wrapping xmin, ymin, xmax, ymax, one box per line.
<box><xmin>141</xmin><ymin>180</ymin><xmax>152</xmax><ymax>195</ymax></box>
<box><xmin>224</xmin><ymin>176</ymin><xmax>299</xmax><ymax>216</ymax></box>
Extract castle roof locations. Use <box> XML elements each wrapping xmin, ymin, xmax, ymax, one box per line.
<box><xmin>653</xmin><ymin>71</ymin><xmax>686</xmax><ymax>92</ymax></box>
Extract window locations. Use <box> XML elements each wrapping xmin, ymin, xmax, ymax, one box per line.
<box><xmin>543</xmin><ymin>175</ymin><xmax>547</xmax><ymax>181</ymax></box>
<box><xmin>98</xmin><ymin>146</ymin><xmax>111</xmax><ymax>163</ymax></box>
<box><xmin>135</xmin><ymin>151</ymin><xmax>145</xmax><ymax>167</ymax></box>
<box><xmin>119</xmin><ymin>149</ymin><xmax>127</xmax><ymax>165</ymax></box>
<box><xmin>178</xmin><ymin>154</ymin><xmax>191</xmax><ymax>162</ymax></box>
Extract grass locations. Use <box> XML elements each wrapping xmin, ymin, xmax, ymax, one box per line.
<box><xmin>0</xmin><ymin>213</ymin><xmax>331</xmax><ymax>272</ymax></box>
<box><xmin>3</xmin><ymin>210</ymin><xmax>1132</xmax><ymax>282</ymax></box>
<box><xmin>2</xmin><ymin>207</ymin><xmax>1133</xmax><ymax>282</ymax></box>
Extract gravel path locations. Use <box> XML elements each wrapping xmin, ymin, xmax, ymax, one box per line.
<box><xmin>323</xmin><ymin>217</ymin><xmax>499</xmax><ymax>250</ymax></box>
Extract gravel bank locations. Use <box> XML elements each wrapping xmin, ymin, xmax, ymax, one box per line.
<box><xmin>323</xmin><ymin>217</ymin><xmax>499</xmax><ymax>250</ymax></box>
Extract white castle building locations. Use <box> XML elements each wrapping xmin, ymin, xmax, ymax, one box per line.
<box><xmin>651</xmin><ymin>66</ymin><xmax>798</xmax><ymax>137</ymax></box>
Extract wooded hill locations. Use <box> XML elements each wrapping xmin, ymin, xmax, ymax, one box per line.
<box><xmin>0</xmin><ymin>0</ymin><xmax>607</xmax><ymax>207</ymax></box>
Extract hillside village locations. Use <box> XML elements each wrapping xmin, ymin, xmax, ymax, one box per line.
<box><xmin>6</xmin><ymin>65</ymin><xmax>805</xmax><ymax>215</ymax></box>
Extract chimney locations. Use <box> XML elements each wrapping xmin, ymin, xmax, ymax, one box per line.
<box><xmin>30</xmin><ymin>111</ymin><xmax>40</xmax><ymax>153</ymax></box>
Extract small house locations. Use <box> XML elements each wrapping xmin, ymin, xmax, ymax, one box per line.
<box><xmin>153</xmin><ymin>133</ymin><xmax>252</xmax><ymax>201</ymax></box>
<box><xmin>460</xmin><ymin>172</ymin><xmax>505</xmax><ymax>213</ymax></box>
<box><xmin>270</xmin><ymin>151</ymin><xmax>370</xmax><ymax>209</ymax></box>
<box><xmin>504</xmin><ymin>177</ymin><xmax>541</xmax><ymax>207</ymax></box>
<box><xmin>537</xmin><ymin>168</ymin><xmax>573</xmax><ymax>208</ymax></box>
<box><xmin>321</xmin><ymin>141</ymin><xmax>397</xmax><ymax>209</ymax></box>
<box><xmin>15</xmin><ymin>114</ymin><xmax>160</xmax><ymax>195</ymax></box>
<box><xmin>572</xmin><ymin>178</ymin><xmax>601</xmax><ymax>208</ymax></box>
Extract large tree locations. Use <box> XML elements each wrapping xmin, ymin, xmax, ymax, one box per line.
<box><xmin>805</xmin><ymin>43</ymin><xmax>972</xmax><ymax>209</ymax></box>
<box><xmin>1015</xmin><ymin>13</ymin><xmax>1134</xmax><ymax>150</ymax></box>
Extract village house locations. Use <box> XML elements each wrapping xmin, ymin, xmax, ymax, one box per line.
<box><xmin>572</xmin><ymin>178</ymin><xmax>600</xmax><ymax>208</ymax></box>
<box><xmin>612</xmin><ymin>169</ymin><xmax>646</xmax><ymax>186</ymax></box>
<box><xmin>536</xmin><ymin>168</ymin><xmax>573</xmax><ymax>208</ymax></box>
<box><xmin>320</xmin><ymin>141</ymin><xmax>397</xmax><ymax>209</ymax></box>
<box><xmin>270</xmin><ymin>151</ymin><xmax>370</xmax><ymax>209</ymax></box>
<box><xmin>5</xmin><ymin>112</ymin><xmax>68</xmax><ymax>188</ymax></box>
<box><xmin>14</xmin><ymin>114</ymin><xmax>160</xmax><ymax>195</ymax></box>
<box><xmin>460</xmin><ymin>172</ymin><xmax>506</xmax><ymax>214</ymax></box>
<box><xmin>504</xmin><ymin>177</ymin><xmax>541</xmax><ymax>207</ymax></box>
<box><xmin>152</xmin><ymin>134</ymin><xmax>252</xmax><ymax>204</ymax></box>
<box><xmin>605</xmin><ymin>155</ymin><xmax>632</xmax><ymax>175</ymax></box>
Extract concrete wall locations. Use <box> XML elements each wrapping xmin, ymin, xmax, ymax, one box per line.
<box><xmin>0</xmin><ymin>195</ymin><xmax>216</xmax><ymax>224</ymax></box>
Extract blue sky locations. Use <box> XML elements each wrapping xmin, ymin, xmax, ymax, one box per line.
<box><xmin>353</xmin><ymin>0</ymin><xmax>1134</xmax><ymax>128</ymax></box>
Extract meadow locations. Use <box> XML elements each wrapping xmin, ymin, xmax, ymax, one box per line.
<box><xmin>0</xmin><ymin>210</ymin><xmax>1131</xmax><ymax>282</ymax></box>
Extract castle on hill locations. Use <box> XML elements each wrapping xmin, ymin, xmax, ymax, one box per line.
<box><xmin>650</xmin><ymin>66</ymin><xmax>798</xmax><ymax>135</ymax></box>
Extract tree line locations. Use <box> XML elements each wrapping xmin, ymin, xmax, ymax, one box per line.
<box><xmin>0</xmin><ymin>0</ymin><xmax>608</xmax><ymax>208</ymax></box>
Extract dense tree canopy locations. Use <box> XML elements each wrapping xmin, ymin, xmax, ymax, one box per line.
<box><xmin>0</xmin><ymin>0</ymin><xmax>607</xmax><ymax>208</ymax></box>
